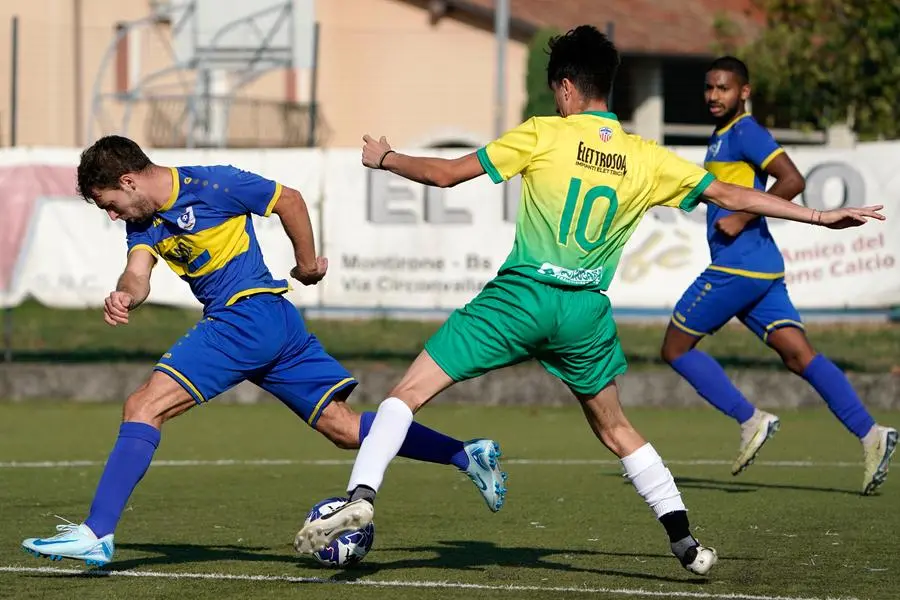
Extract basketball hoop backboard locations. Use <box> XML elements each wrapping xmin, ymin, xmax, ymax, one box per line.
<box><xmin>171</xmin><ymin>0</ymin><xmax>315</xmax><ymax>71</ymax></box>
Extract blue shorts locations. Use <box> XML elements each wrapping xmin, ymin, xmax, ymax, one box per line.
<box><xmin>671</xmin><ymin>267</ymin><xmax>804</xmax><ymax>342</ymax></box>
<box><xmin>155</xmin><ymin>293</ymin><xmax>357</xmax><ymax>426</ymax></box>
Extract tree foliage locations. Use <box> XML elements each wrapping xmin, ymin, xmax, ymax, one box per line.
<box><xmin>715</xmin><ymin>0</ymin><xmax>900</xmax><ymax>140</ymax></box>
<box><xmin>522</xmin><ymin>28</ymin><xmax>561</xmax><ymax>120</ymax></box>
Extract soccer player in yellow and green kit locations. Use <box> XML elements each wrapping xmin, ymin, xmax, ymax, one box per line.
<box><xmin>296</xmin><ymin>26</ymin><xmax>885</xmax><ymax>576</ymax></box>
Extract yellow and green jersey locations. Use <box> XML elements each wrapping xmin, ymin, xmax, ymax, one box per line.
<box><xmin>477</xmin><ymin>112</ymin><xmax>714</xmax><ymax>291</ymax></box>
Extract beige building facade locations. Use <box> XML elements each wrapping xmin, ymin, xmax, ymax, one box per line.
<box><xmin>0</xmin><ymin>0</ymin><xmax>823</xmax><ymax>151</ymax></box>
<box><xmin>0</xmin><ymin>0</ymin><xmax>534</xmax><ymax>149</ymax></box>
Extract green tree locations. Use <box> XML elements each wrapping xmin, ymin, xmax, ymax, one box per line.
<box><xmin>522</xmin><ymin>28</ymin><xmax>561</xmax><ymax>120</ymax></box>
<box><xmin>715</xmin><ymin>0</ymin><xmax>900</xmax><ymax>140</ymax></box>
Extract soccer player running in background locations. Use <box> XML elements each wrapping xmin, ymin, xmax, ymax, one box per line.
<box><xmin>20</xmin><ymin>136</ymin><xmax>506</xmax><ymax>567</ymax></box>
<box><xmin>295</xmin><ymin>26</ymin><xmax>884</xmax><ymax>576</ymax></box>
<box><xmin>659</xmin><ymin>57</ymin><xmax>897</xmax><ymax>494</ymax></box>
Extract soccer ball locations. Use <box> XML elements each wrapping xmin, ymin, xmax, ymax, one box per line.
<box><xmin>303</xmin><ymin>497</ymin><xmax>375</xmax><ymax>568</ymax></box>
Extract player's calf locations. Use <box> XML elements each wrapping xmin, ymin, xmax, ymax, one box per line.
<box><xmin>387</xmin><ymin>350</ymin><xmax>456</xmax><ymax>413</ymax></box>
<box><xmin>122</xmin><ymin>371</ymin><xmax>198</xmax><ymax>428</ymax></box>
<box><xmin>580</xmin><ymin>384</ymin><xmax>717</xmax><ymax>575</ymax></box>
<box><xmin>579</xmin><ymin>384</ymin><xmax>646</xmax><ymax>458</ymax></box>
<box><xmin>767</xmin><ymin>327</ymin><xmax>816</xmax><ymax>375</ymax></box>
<box><xmin>660</xmin><ymin>328</ymin><xmax>699</xmax><ymax>365</ymax></box>
<box><xmin>315</xmin><ymin>401</ymin><xmax>363</xmax><ymax>450</ymax></box>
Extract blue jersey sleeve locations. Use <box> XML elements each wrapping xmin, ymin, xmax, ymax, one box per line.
<box><xmin>125</xmin><ymin>221</ymin><xmax>157</xmax><ymax>257</ymax></box>
<box><xmin>737</xmin><ymin>119</ymin><xmax>784</xmax><ymax>170</ymax></box>
<box><xmin>214</xmin><ymin>165</ymin><xmax>284</xmax><ymax>217</ymax></box>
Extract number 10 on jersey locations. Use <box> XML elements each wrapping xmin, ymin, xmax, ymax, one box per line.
<box><xmin>558</xmin><ymin>177</ymin><xmax>619</xmax><ymax>252</ymax></box>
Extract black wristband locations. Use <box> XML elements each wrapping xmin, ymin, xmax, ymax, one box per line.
<box><xmin>378</xmin><ymin>150</ymin><xmax>395</xmax><ymax>169</ymax></box>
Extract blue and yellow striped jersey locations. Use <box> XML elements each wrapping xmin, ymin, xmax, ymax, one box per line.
<box><xmin>704</xmin><ymin>113</ymin><xmax>785</xmax><ymax>277</ymax></box>
<box><xmin>126</xmin><ymin>165</ymin><xmax>289</xmax><ymax>313</ymax></box>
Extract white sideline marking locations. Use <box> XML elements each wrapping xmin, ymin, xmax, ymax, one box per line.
<box><xmin>0</xmin><ymin>458</ymin><xmax>862</xmax><ymax>469</ymax></box>
<box><xmin>0</xmin><ymin>565</ymin><xmax>858</xmax><ymax>600</ymax></box>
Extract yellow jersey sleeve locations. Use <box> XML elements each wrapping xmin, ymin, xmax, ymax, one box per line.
<box><xmin>476</xmin><ymin>118</ymin><xmax>539</xmax><ymax>184</ymax></box>
<box><xmin>649</xmin><ymin>144</ymin><xmax>716</xmax><ymax>212</ymax></box>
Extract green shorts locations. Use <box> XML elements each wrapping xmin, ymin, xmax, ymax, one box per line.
<box><xmin>424</xmin><ymin>272</ymin><xmax>627</xmax><ymax>396</ymax></box>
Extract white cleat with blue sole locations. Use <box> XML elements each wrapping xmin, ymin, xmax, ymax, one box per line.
<box><xmin>21</xmin><ymin>519</ymin><xmax>114</xmax><ymax>567</ymax></box>
<box><xmin>462</xmin><ymin>439</ymin><xmax>508</xmax><ymax>512</ymax></box>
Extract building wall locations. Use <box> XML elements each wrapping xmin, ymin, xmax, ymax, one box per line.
<box><xmin>0</xmin><ymin>0</ymin><xmax>770</xmax><ymax>150</ymax></box>
<box><xmin>0</xmin><ymin>0</ymin><xmax>533</xmax><ymax>149</ymax></box>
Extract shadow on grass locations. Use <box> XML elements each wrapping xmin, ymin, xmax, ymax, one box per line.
<box><xmin>25</xmin><ymin>538</ymin><xmax>764</xmax><ymax>586</ymax></box>
<box><xmin>106</xmin><ymin>542</ymin><xmax>298</xmax><ymax>571</ymax></box>
<box><xmin>672</xmin><ymin>476</ymin><xmax>859</xmax><ymax>496</ymax></box>
<box><xmin>323</xmin><ymin>539</ymin><xmax>729</xmax><ymax>584</ymax></box>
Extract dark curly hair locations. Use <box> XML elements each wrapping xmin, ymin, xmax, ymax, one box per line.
<box><xmin>76</xmin><ymin>135</ymin><xmax>153</xmax><ymax>201</ymax></box>
<box><xmin>547</xmin><ymin>25</ymin><xmax>620</xmax><ymax>100</ymax></box>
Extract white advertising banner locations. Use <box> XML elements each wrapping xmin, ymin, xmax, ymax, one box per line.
<box><xmin>3</xmin><ymin>143</ymin><xmax>899</xmax><ymax>311</ymax></box>
<box><xmin>320</xmin><ymin>149</ymin><xmax>515</xmax><ymax>310</ymax></box>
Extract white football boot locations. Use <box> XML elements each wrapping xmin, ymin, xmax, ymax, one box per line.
<box><xmin>861</xmin><ymin>425</ymin><xmax>898</xmax><ymax>495</ymax></box>
<box><xmin>294</xmin><ymin>498</ymin><xmax>374</xmax><ymax>554</ymax></box>
<box><xmin>733</xmin><ymin>410</ymin><xmax>780</xmax><ymax>475</ymax></box>
<box><xmin>461</xmin><ymin>439</ymin><xmax>508</xmax><ymax>512</ymax></box>
<box><xmin>22</xmin><ymin>518</ymin><xmax>114</xmax><ymax>567</ymax></box>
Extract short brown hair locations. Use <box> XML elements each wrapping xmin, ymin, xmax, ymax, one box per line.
<box><xmin>76</xmin><ymin>135</ymin><xmax>153</xmax><ymax>201</ymax></box>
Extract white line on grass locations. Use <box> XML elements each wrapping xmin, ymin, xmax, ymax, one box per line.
<box><xmin>0</xmin><ymin>458</ymin><xmax>863</xmax><ymax>469</ymax></box>
<box><xmin>0</xmin><ymin>566</ymin><xmax>858</xmax><ymax>600</ymax></box>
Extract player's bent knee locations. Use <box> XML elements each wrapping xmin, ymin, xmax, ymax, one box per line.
<box><xmin>598</xmin><ymin>423</ymin><xmax>644</xmax><ymax>458</ymax></box>
<box><xmin>315</xmin><ymin>401</ymin><xmax>361</xmax><ymax>450</ymax></box>
<box><xmin>386</xmin><ymin>350</ymin><xmax>454</xmax><ymax>413</ymax></box>
<box><xmin>122</xmin><ymin>372</ymin><xmax>196</xmax><ymax>427</ymax></box>
<box><xmin>660</xmin><ymin>326</ymin><xmax>698</xmax><ymax>364</ymax></box>
<box><xmin>660</xmin><ymin>344</ymin><xmax>680</xmax><ymax>364</ymax></box>
<box><xmin>781</xmin><ymin>352</ymin><xmax>813</xmax><ymax>375</ymax></box>
<box><xmin>768</xmin><ymin>328</ymin><xmax>815</xmax><ymax>374</ymax></box>
<box><xmin>386</xmin><ymin>383</ymin><xmax>430</xmax><ymax>412</ymax></box>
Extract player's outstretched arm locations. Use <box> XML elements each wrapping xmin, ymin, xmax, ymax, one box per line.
<box><xmin>271</xmin><ymin>186</ymin><xmax>328</xmax><ymax>286</ymax></box>
<box><xmin>361</xmin><ymin>135</ymin><xmax>485</xmax><ymax>188</ymax></box>
<box><xmin>105</xmin><ymin>248</ymin><xmax>155</xmax><ymax>326</ymax></box>
<box><xmin>715</xmin><ymin>153</ymin><xmax>806</xmax><ymax>237</ymax></box>
<box><xmin>702</xmin><ymin>180</ymin><xmax>885</xmax><ymax>229</ymax></box>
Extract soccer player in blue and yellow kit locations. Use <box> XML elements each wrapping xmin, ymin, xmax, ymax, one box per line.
<box><xmin>296</xmin><ymin>28</ymin><xmax>885</xmax><ymax>576</ymax></box>
<box><xmin>660</xmin><ymin>57</ymin><xmax>896</xmax><ymax>495</ymax></box>
<box><xmin>20</xmin><ymin>136</ymin><xmax>507</xmax><ymax>566</ymax></box>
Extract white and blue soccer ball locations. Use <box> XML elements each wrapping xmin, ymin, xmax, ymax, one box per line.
<box><xmin>303</xmin><ymin>497</ymin><xmax>375</xmax><ymax>568</ymax></box>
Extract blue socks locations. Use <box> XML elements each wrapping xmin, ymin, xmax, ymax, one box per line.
<box><xmin>803</xmin><ymin>354</ymin><xmax>875</xmax><ymax>438</ymax></box>
<box><xmin>85</xmin><ymin>422</ymin><xmax>160</xmax><ymax>538</ymax></box>
<box><xmin>671</xmin><ymin>349</ymin><xmax>756</xmax><ymax>424</ymax></box>
<box><xmin>671</xmin><ymin>349</ymin><xmax>875</xmax><ymax>439</ymax></box>
<box><xmin>359</xmin><ymin>412</ymin><xmax>469</xmax><ymax>470</ymax></box>
<box><xmin>83</xmin><ymin>413</ymin><xmax>471</xmax><ymax>539</ymax></box>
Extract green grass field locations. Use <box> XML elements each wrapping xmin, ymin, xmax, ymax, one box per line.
<box><xmin>7</xmin><ymin>300</ymin><xmax>900</xmax><ymax>372</ymax></box>
<box><xmin>0</xmin><ymin>403</ymin><xmax>897</xmax><ymax>599</ymax></box>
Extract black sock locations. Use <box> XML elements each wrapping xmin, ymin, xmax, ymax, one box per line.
<box><xmin>349</xmin><ymin>485</ymin><xmax>376</xmax><ymax>505</ymax></box>
<box><xmin>659</xmin><ymin>510</ymin><xmax>698</xmax><ymax>564</ymax></box>
<box><xmin>659</xmin><ymin>510</ymin><xmax>692</xmax><ymax>542</ymax></box>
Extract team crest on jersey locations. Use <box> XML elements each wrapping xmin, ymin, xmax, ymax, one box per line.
<box><xmin>177</xmin><ymin>206</ymin><xmax>196</xmax><ymax>231</ymax></box>
<box><xmin>599</xmin><ymin>126</ymin><xmax>613</xmax><ymax>142</ymax></box>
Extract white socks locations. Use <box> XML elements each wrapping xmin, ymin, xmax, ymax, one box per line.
<box><xmin>347</xmin><ymin>397</ymin><xmax>414</xmax><ymax>494</ymax></box>
<box><xmin>621</xmin><ymin>443</ymin><xmax>685</xmax><ymax>518</ymax></box>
